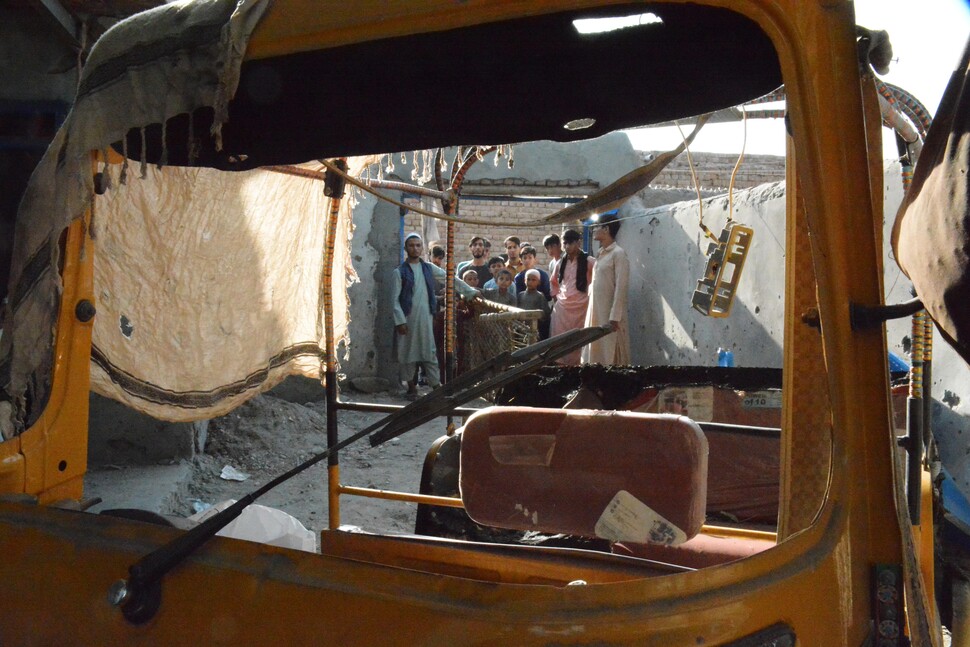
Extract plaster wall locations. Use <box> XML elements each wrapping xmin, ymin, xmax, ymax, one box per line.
<box><xmin>617</xmin><ymin>182</ymin><xmax>787</xmax><ymax>368</ymax></box>
<box><xmin>344</xmin><ymin>189</ymin><xmax>402</xmax><ymax>382</ymax></box>
<box><xmin>466</xmin><ymin>133</ymin><xmax>643</xmax><ymax>186</ymax></box>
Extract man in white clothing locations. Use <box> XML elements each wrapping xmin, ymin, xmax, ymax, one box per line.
<box><xmin>582</xmin><ymin>214</ymin><xmax>630</xmax><ymax>365</ymax></box>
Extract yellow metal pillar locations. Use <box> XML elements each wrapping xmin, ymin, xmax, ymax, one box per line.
<box><xmin>778</xmin><ymin>136</ymin><xmax>833</xmax><ymax>540</ymax></box>
<box><xmin>323</xmin><ymin>159</ymin><xmax>347</xmax><ymax>530</ymax></box>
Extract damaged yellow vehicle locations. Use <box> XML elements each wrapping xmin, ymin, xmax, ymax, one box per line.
<box><xmin>0</xmin><ymin>0</ymin><xmax>965</xmax><ymax>644</ymax></box>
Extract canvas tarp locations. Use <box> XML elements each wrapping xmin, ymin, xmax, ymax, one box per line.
<box><xmin>893</xmin><ymin>38</ymin><xmax>970</xmax><ymax>364</ymax></box>
<box><xmin>89</xmin><ymin>160</ymin><xmax>358</xmax><ymax>421</ymax></box>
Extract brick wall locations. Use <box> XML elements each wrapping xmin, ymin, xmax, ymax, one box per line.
<box><xmin>642</xmin><ymin>151</ymin><xmax>785</xmax><ymax>190</ymax></box>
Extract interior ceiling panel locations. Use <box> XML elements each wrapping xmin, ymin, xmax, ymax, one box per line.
<box><xmin>120</xmin><ymin>4</ymin><xmax>781</xmax><ymax>170</ymax></box>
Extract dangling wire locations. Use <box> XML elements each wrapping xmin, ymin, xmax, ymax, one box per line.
<box><xmin>727</xmin><ymin>108</ymin><xmax>748</xmax><ymax>223</ymax></box>
<box><xmin>677</xmin><ymin>121</ymin><xmax>718</xmax><ymax>243</ymax></box>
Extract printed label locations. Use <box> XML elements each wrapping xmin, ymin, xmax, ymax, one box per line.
<box><xmin>594</xmin><ymin>490</ymin><xmax>687</xmax><ymax>545</ymax></box>
<box><xmin>741</xmin><ymin>390</ymin><xmax>782</xmax><ymax>409</ymax></box>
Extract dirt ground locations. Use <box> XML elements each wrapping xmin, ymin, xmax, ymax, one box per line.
<box><xmin>187</xmin><ymin>391</ymin><xmax>481</xmax><ymax>536</ymax></box>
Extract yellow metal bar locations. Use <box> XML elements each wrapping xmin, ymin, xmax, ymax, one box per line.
<box><xmin>323</xmin><ymin>159</ymin><xmax>346</xmax><ymax>531</ymax></box>
<box><xmin>701</xmin><ymin>525</ymin><xmax>776</xmax><ymax>542</ymax></box>
<box><xmin>918</xmin><ymin>469</ymin><xmax>937</xmax><ymax>615</ymax></box>
<box><xmin>9</xmin><ymin>154</ymin><xmax>97</xmax><ymax>501</ymax></box>
<box><xmin>338</xmin><ymin>485</ymin><xmax>464</xmax><ymax>508</ymax></box>
<box><xmin>322</xmin><ymin>173</ymin><xmax>341</xmax><ymax>376</ymax></box>
<box><xmin>328</xmin><ymin>465</ymin><xmax>341</xmax><ymax>529</ymax></box>
<box><xmin>0</xmin><ymin>436</ymin><xmax>24</xmax><ymax>494</ymax></box>
<box><xmin>778</xmin><ymin>134</ymin><xmax>832</xmax><ymax>540</ymax></box>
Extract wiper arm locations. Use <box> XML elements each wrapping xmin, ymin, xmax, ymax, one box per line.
<box><xmin>368</xmin><ymin>325</ymin><xmax>611</xmax><ymax>446</ymax></box>
<box><xmin>109</xmin><ymin>325</ymin><xmax>611</xmax><ymax>624</ymax></box>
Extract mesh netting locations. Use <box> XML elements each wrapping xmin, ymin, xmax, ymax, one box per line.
<box><xmin>460</xmin><ymin>298</ymin><xmax>542</xmax><ymax>381</ymax></box>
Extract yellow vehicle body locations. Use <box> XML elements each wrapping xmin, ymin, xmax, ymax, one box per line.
<box><xmin>0</xmin><ymin>0</ymin><xmax>942</xmax><ymax>644</ymax></box>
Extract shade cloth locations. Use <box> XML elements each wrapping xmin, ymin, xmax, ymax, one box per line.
<box><xmin>0</xmin><ymin>0</ymin><xmax>370</xmax><ymax>429</ymax></box>
<box><xmin>88</xmin><ymin>160</ymin><xmax>358</xmax><ymax>421</ymax></box>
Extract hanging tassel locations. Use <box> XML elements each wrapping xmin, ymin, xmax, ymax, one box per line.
<box><xmin>100</xmin><ymin>147</ymin><xmax>112</xmax><ymax>192</ymax></box>
<box><xmin>187</xmin><ymin>111</ymin><xmax>198</xmax><ymax>166</ymax></box>
<box><xmin>139</xmin><ymin>126</ymin><xmax>148</xmax><ymax>179</ymax></box>
<box><xmin>157</xmin><ymin>119</ymin><xmax>168</xmax><ymax>168</ymax></box>
<box><xmin>120</xmin><ymin>135</ymin><xmax>129</xmax><ymax>185</ymax></box>
<box><xmin>421</xmin><ymin>149</ymin><xmax>435</xmax><ymax>185</ymax></box>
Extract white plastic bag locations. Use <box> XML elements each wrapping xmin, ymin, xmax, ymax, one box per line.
<box><xmin>189</xmin><ymin>499</ymin><xmax>317</xmax><ymax>553</ymax></box>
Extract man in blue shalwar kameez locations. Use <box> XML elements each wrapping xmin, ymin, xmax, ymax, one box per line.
<box><xmin>390</xmin><ymin>233</ymin><xmax>478</xmax><ymax>395</ymax></box>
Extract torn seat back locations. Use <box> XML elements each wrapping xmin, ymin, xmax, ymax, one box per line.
<box><xmin>459</xmin><ymin>407</ymin><xmax>708</xmax><ymax>545</ymax></box>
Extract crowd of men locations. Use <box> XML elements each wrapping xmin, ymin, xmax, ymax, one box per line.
<box><xmin>389</xmin><ymin>217</ymin><xmax>630</xmax><ymax>395</ymax></box>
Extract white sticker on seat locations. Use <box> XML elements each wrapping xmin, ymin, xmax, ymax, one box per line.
<box><xmin>594</xmin><ymin>490</ymin><xmax>687</xmax><ymax>545</ymax></box>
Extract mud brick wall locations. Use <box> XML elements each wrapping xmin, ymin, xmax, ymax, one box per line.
<box><xmin>403</xmin><ymin>195</ymin><xmax>584</xmax><ymax>270</ymax></box>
